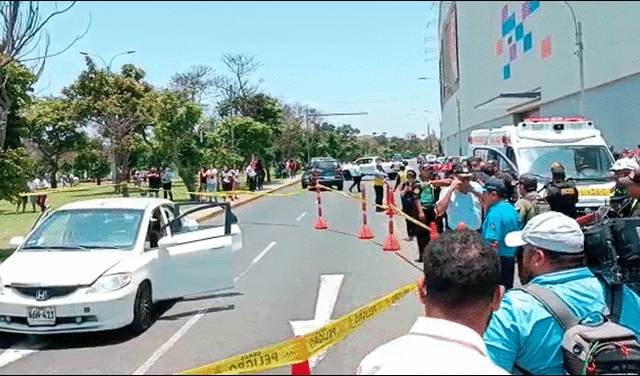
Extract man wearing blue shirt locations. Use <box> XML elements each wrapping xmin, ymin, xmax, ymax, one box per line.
<box><xmin>484</xmin><ymin>211</ymin><xmax>640</xmax><ymax>375</ymax></box>
<box><xmin>481</xmin><ymin>177</ymin><xmax>521</xmax><ymax>290</ymax></box>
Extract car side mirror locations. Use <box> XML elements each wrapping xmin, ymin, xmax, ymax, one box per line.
<box><xmin>157</xmin><ymin>237</ymin><xmax>174</xmax><ymax>253</ymax></box>
<box><xmin>10</xmin><ymin>236</ymin><xmax>24</xmax><ymax>246</ymax></box>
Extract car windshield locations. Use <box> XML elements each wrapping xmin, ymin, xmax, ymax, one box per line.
<box><xmin>518</xmin><ymin>146</ymin><xmax>615</xmax><ymax>181</ymax></box>
<box><xmin>22</xmin><ymin>209</ymin><xmax>145</xmax><ymax>251</ymax></box>
<box><xmin>313</xmin><ymin>161</ymin><xmax>338</xmax><ymax>171</ymax></box>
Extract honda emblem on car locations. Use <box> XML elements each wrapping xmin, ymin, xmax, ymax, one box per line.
<box><xmin>35</xmin><ymin>290</ymin><xmax>49</xmax><ymax>301</ymax></box>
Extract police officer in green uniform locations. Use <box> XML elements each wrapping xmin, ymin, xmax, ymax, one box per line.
<box><xmin>616</xmin><ymin>167</ymin><xmax>640</xmax><ymax>217</ymax></box>
<box><xmin>609</xmin><ymin>158</ymin><xmax>640</xmax><ymax>216</ymax></box>
<box><xmin>543</xmin><ymin>162</ymin><xmax>579</xmax><ymax>218</ymax></box>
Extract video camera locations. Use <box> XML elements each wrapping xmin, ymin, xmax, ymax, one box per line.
<box><xmin>582</xmin><ymin>206</ymin><xmax>640</xmax><ymax>294</ymax></box>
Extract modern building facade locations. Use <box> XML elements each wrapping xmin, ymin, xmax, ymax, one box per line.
<box><xmin>438</xmin><ymin>1</ymin><xmax>640</xmax><ymax>156</ymax></box>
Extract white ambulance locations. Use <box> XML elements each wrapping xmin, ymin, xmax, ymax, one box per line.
<box><xmin>468</xmin><ymin>117</ymin><xmax>616</xmax><ymax>214</ymax></box>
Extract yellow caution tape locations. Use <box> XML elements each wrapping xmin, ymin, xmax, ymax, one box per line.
<box><xmin>186</xmin><ymin>188</ymin><xmax>308</xmax><ymax>198</ymax></box>
<box><xmin>316</xmin><ymin>183</ymin><xmax>428</xmax><ymax>231</ymax></box>
<box><xmin>177</xmin><ymin>281</ymin><xmax>419</xmax><ymax>375</ymax></box>
<box><xmin>577</xmin><ymin>188</ymin><xmax>613</xmax><ymax>196</ymax></box>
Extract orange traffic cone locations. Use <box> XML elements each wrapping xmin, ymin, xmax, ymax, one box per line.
<box><xmin>314</xmin><ymin>186</ymin><xmax>328</xmax><ymax>230</ymax></box>
<box><xmin>429</xmin><ymin>222</ymin><xmax>439</xmax><ymax>241</ymax></box>
<box><xmin>291</xmin><ymin>359</ymin><xmax>311</xmax><ymax>375</ymax></box>
<box><xmin>358</xmin><ymin>190</ymin><xmax>374</xmax><ymax>239</ymax></box>
<box><xmin>382</xmin><ymin>220</ymin><xmax>401</xmax><ymax>251</ymax></box>
<box><xmin>358</xmin><ymin>224</ymin><xmax>374</xmax><ymax>239</ymax></box>
<box><xmin>314</xmin><ymin>216</ymin><xmax>328</xmax><ymax>230</ymax></box>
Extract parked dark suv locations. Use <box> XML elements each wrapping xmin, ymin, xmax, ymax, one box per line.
<box><xmin>301</xmin><ymin>157</ymin><xmax>344</xmax><ymax>190</ymax></box>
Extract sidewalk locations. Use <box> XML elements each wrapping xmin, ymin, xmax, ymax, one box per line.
<box><xmin>193</xmin><ymin>176</ymin><xmax>302</xmax><ymax>222</ymax></box>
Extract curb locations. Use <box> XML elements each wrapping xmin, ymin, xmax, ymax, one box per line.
<box><xmin>195</xmin><ymin>178</ymin><xmax>302</xmax><ymax>223</ymax></box>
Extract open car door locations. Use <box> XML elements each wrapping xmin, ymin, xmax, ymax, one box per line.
<box><xmin>156</xmin><ymin>202</ymin><xmax>241</xmax><ymax>300</ymax></box>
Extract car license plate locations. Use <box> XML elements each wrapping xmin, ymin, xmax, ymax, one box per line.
<box><xmin>27</xmin><ymin>307</ymin><xmax>56</xmax><ymax>326</ymax></box>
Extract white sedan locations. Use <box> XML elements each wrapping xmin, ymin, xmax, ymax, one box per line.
<box><xmin>0</xmin><ymin>198</ymin><xmax>241</xmax><ymax>334</ymax></box>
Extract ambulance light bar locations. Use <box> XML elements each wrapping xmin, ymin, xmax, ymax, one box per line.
<box><xmin>524</xmin><ymin>117</ymin><xmax>585</xmax><ymax>123</ymax></box>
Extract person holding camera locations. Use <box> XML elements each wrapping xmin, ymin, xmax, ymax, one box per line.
<box><xmin>484</xmin><ymin>211</ymin><xmax>640</xmax><ymax>375</ymax></box>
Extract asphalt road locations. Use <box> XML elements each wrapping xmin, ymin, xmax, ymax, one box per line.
<box><xmin>0</xmin><ymin>180</ymin><xmax>425</xmax><ymax>375</ymax></box>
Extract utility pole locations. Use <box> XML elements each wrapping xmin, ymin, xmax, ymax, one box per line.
<box><xmin>563</xmin><ymin>1</ymin><xmax>585</xmax><ymax>116</ymax></box>
<box><xmin>456</xmin><ymin>98</ymin><xmax>462</xmax><ymax>156</ymax></box>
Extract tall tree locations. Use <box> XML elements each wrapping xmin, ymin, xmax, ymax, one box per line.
<box><xmin>62</xmin><ymin>58</ymin><xmax>152</xmax><ymax>189</ymax></box>
<box><xmin>0</xmin><ymin>1</ymin><xmax>89</xmax><ymax>149</ymax></box>
<box><xmin>169</xmin><ymin>64</ymin><xmax>215</xmax><ymax>104</ymax></box>
<box><xmin>213</xmin><ymin>116</ymin><xmax>272</xmax><ymax>167</ymax></box>
<box><xmin>142</xmin><ymin>90</ymin><xmax>203</xmax><ymax>197</ymax></box>
<box><xmin>26</xmin><ymin>97</ymin><xmax>86</xmax><ymax>188</ymax></box>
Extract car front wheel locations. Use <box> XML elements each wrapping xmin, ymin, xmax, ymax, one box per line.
<box><xmin>130</xmin><ymin>281</ymin><xmax>153</xmax><ymax>334</ymax></box>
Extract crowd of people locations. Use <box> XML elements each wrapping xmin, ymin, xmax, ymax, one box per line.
<box><xmin>357</xmin><ymin>152</ymin><xmax>640</xmax><ymax>375</ymax></box>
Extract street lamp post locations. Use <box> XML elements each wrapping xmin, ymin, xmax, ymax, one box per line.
<box><xmin>563</xmin><ymin>1</ymin><xmax>585</xmax><ymax>117</ymax></box>
<box><xmin>80</xmin><ymin>50</ymin><xmax>136</xmax><ymax>74</ymax></box>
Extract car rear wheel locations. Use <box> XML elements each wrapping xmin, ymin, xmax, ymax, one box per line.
<box><xmin>130</xmin><ymin>281</ymin><xmax>153</xmax><ymax>334</ymax></box>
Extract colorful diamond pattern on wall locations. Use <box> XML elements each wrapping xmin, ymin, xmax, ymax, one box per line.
<box><xmin>498</xmin><ymin>1</ymin><xmax>549</xmax><ymax>80</ymax></box>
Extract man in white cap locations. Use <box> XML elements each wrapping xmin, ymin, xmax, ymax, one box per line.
<box><xmin>483</xmin><ymin>211</ymin><xmax>640</xmax><ymax>374</ymax></box>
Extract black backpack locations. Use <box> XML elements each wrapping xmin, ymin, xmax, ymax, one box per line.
<box><xmin>514</xmin><ymin>282</ymin><xmax>640</xmax><ymax>375</ymax></box>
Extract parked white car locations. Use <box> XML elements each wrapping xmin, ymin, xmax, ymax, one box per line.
<box><xmin>0</xmin><ymin>198</ymin><xmax>241</xmax><ymax>334</ymax></box>
<box><xmin>341</xmin><ymin>156</ymin><xmax>401</xmax><ymax>180</ymax></box>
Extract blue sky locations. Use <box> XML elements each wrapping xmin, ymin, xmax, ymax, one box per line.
<box><xmin>34</xmin><ymin>1</ymin><xmax>440</xmax><ymax>138</ymax></box>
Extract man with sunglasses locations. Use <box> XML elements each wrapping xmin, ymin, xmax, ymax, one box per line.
<box><xmin>435</xmin><ymin>162</ymin><xmax>483</xmax><ymax>232</ymax></box>
<box><xmin>483</xmin><ymin>211</ymin><xmax>640</xmax><ymax>375</ymax></box>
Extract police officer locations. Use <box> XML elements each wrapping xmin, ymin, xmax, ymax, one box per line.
<box><xmin>616</xmin><ymin>167</ymin><xmax>640</xmax><ymax>217</ymax></box>
<box><xmin>543</xmin><ymin>162</ymin><xmax>579</xmax><ymax>218</ymax></box>
<box><xmin>484</xmin><ymin>211</ymin><xmax>640</xmax><ymax>374</ymax></box>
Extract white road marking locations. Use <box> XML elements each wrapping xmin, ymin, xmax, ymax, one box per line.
<box><xmin>0</xmin><ymin>342</ymin><xmax>43</xmax><ymax>368</ymax></box>
<box><xmin>134</xmin><ymin>241</ymin><xmax>277</xmax><ymax>374</ymax></box>
<box><xmin>234</xmin><ymin>241</ymin><xmax>277</xmax><ymax>282</ymax></box>
<box><xmin>290</xmin><ymin>274</ymin><xmax>344</xmax><ymax>369</ymax></box>
<box><xmin>133</xmin><ymin>311</ymin><xmax>205</xmax><ymax>375</ymax></box>
<box><xmin>296</xmin><ymin>212</ymin><xmax>307</xmax><ymax>221</ymax></box>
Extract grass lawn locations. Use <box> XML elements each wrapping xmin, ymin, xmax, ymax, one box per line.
<box><xmin>0</xmin><ymin>173</ymin><xmax>289</xmax><ymax>260</ymax></box>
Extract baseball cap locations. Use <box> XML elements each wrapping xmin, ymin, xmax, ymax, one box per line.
<box><xmin>453</xmin><ymin>162</ymin><xmax>473</xmax><ymax>178</ymax></box>
<box><xmin>618</xmin><ymin>168</ymin><xmax>640</xmax><ymax>188</ymax></box>
<box><xmin>610</xmin><ymin>158</ymin><xmax>639</xmax><ymax>171</ymax></box>
<box><xmin>550</xmin><ymin>162</ymin><xmax>565</xmax><ymax>175</ymax></box>
<box><xmin>505</xmin><ymin>211</ymin><xmax>585</xmax><ymax>254</ymax></box>
<box><xmin>484</xmin><ymin>177</ymin><xmax>508</xmax><ymax>195</ymax></box>
<box><xmin>518</xmin><ymin>173</ymin><xmax>538</xmax><ymax>191</ymax></box>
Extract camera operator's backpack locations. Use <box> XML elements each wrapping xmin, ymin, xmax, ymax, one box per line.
<box><xmin>516</xmin><ymin>283</ymin><xmax>640</xmax><ymax>375</ymax></box>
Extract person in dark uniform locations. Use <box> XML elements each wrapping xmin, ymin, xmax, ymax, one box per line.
<box><xmin>543</xmin><ymin>162</ymin><xmax>579</xmax><ymax>218</ymax></box>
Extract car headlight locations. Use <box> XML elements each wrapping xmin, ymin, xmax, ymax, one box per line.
<box><xmin>86</xmin><ymin>273</ymin><xmax>132</xmax><ymax>294</ymax></box>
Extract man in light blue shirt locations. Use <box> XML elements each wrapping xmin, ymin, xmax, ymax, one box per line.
<box><xmin>484</xmin><ymin>211</ymin><xmax>640</xmax><ymax>375</ymax></box>
<box><xmin>481</xmin><ymin>177</ymin><xmax>521</xmax><ymax>290</ymax></box>
<box><xmin>436</xmin><ymin>162</ymin><xmax>483</xmax><ymax>231</ymax></box>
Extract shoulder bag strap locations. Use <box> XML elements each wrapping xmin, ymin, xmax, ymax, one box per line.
<box><xmin>513</xmin><ymin>284</ymin><xmax>580</xmax><ymax>330</ymax></box>
<box><xmin>594</xmin><ymin>273</ymin><xmax>624</xmax><ymax>323</ymax></box>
